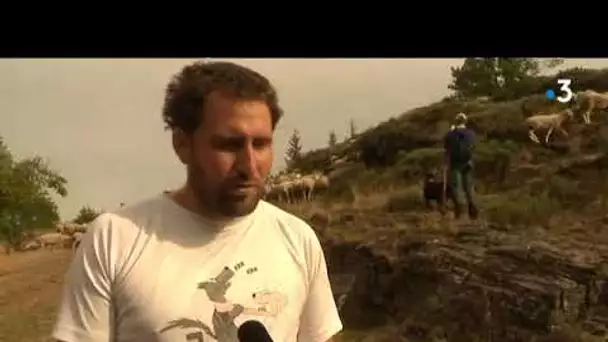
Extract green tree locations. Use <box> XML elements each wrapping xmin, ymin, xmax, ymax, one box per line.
<box><xmin>328</xmin><ymin>130</ymin><xmax>338</xmax><ymax>150</ymax></box>
<box><xmin>448</xmin><ymin>58</ymin><xmax>564</xmax><ymax>100</ymax></box>
<box><xmin>73</xmin><ymin>205</ymin><xmax>101</xmax><ymax>225</ymax></box>
<box><xmin>0</xmin><ymin>136</ymin><xmax>67</xmax><ymax>253</ymax></box>
<box><xmin>285</xmin><ymin>129</ymin><xmax>303</xmax><ymax>169</ymax></box>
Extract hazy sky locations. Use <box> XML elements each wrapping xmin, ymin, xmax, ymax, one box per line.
<box><xmin>1</xmin><ymin>58</ymin><xmax>607</xmax><ymax>220</ymax></box>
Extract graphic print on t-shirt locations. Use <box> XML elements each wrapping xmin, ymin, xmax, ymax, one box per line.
<box><xmin>159</xmin><ymin>261</ymin><xmax>287</xmax><ymax>342</ymax></box>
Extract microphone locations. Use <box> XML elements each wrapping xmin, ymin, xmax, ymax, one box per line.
<box><xmin>237</xmin><ymin>320</ymin><xmax>274</xmax><ymax>342</ymax></box>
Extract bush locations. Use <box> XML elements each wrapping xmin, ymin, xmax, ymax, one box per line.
<box><xmin>397</xmin><ymin>148</ymin><xmax>444</xmax><ymax>178</ymax></box>
<box><xmin>484</xmin><ymin>190</ymin><xmax>560</xmax><ymax>226</ymax></box>
<box><xmin>385</xmin><ymin>186</ymin><xmax>424</xmax><ymax>213</ymax></box>
<box><xmin>483</xmin><ymin>174</ymin><xmax>594</xmax><ymax>226</ymax></box>
<box><xmin>545</xmin><ymin>175</ymin><xmax>587</xmax><ymax>208</ymax></box>
<box><xmin>472</xmin><ymin>139</ymin><xmax>519</xmax><ymax>186</ymax></box>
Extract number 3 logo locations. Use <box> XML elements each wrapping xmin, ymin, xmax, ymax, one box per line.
<box><xmin>556</xmin><ymin>79</ymin><xmax>573</xmax><ymax>103</ymax></box>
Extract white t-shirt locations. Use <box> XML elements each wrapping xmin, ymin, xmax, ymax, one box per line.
<box><xmin>52</xmin><ymin>193</ymin><xmax>342</xmax><ymax>342</ymax></box>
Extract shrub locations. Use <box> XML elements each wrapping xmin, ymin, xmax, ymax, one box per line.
<box><xmin>397</xmin><ymin>148</ymin><xmax>444</xmax><ymax>178</ymax></box>
<box><xmin>385</xmin><ymin>186</ymin><xmax>424</xmax><ymax>213</ymax></box>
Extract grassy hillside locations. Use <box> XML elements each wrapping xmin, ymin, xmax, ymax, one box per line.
<box><xmin>279</xmin><ymin>67</ymin><xmax>608</xmax><ymax>342</ymax></box>
<box><xmin>288</xmin><ymin>67</ymin><xmax>608</xmax><ymax>229</ymax></box>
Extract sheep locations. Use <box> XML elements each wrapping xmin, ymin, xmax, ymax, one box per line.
<box><xmin>275</xmin><ymin>173</ymin><xmax>302</xmax><ymax>203</ymax></box>
<box><xmin>263</xmin><ymin>170</ymin><xmax>334</xmax><ymax>204</ymax></box>
<box><xmin>308</xmin><ymin>172</ymin><xmax>330</xmax><ymax>201</ymax></box>
<box><xmin>56</xmin><ymin>222</ymin><xmax>87</xmax><ymax>236</ymax></box>
<box><xmin>277</xmin><ymin>171</ymin><xmax>330</xmax><ymax>203</ymax></box>
<box><xmin>474</xmin><ymin>96</ymin><xmax>491</xmax><ymax>102</ymax></box>
<box><xmin>55</xmin><ymin>222</ymin><xmax>65</xmax><ymax>234</ymax></box>
<box><xmin>73</xmin><ymin>223</ymin><xmax>87</xmax><ymax>233</ymax></box>
<box><xmin>21</xmin><ymin>239</ymin><xmax>42</xmax><ymax>251</ymax></box>
<box><xmin>60</xmin><ymin>222</ymin><xmax>77</xmax><ymax>235</ymax></box>
<box><xmin>264</xmin><ymin>173</ymin><xmax>302</xmax><ymax>204</ymax></box>
<box><xmin>524</xmin><ymin>108</ymin><xmax>574</xmax><ymax>144</ymax></box>
<box><xmin>35</xmin><ymin>232</ymin><xmax>72</xmax><ymax>251</ymax></box>
<box><xmin>296</xmin><ymin>174</ymin><xmax>317</xmax><ymax>202</ymax></box>
<box><xmin>265</xmin><ymin>181</ymin><xmax>291</xmax><ymax>203</ymax></box>
<box><xmin>572</xmin><ymin>90</ymin><xmax>608</xmax><ymax>124</ymax></box>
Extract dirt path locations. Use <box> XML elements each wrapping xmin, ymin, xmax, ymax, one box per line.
<box><xmin>0</xmin><ymin>249</ymin><xmax>73</xmax><ymax>342</ymax></box>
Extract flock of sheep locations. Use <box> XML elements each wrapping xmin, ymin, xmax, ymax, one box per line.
<box><xmin>525</xmin><ymin>89</ymin><xmax>608</xmax><ymax>144</ymax></box>
<box><xmin>264</xmin><ymin>170</ymin><xmax>330</xmax><ymax>204</ymax></box>
<box><xmin>20</xmin><ymin>222</ymin><xmax>86</xmax><ymax>252</ymax></box>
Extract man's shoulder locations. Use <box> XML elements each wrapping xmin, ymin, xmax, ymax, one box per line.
<box><xmin>463</xmin><ymin>127</ymin><xmax>476</xmax><ymax>136</ymax></box>
<box><xmin>112</xmin><ymin>194</ymin><xmax>167</xmax><ymax>220</ymax></box>
<box><xmin>450</xmin><ymin>127</ymin><xmax>476</xmax><ymax>139</ymax></box>
<box><xmin>257</xmin><ymin>200</ymin><xmax>320</xmax><ymax>245</ymax></box>
<box><xmin>256</xmin><ymin>201</ymin><xmax>326</xmax><ymax>272</ymax></box>
<box><xmin>258</xmin><ymin>200</ymin><xmax>315</xmax><ymax>232</ymax></box>
<box><xmin>86</xmin><ymin>194</ymin><xmax>166</xmax><ymax>241</ymax></box>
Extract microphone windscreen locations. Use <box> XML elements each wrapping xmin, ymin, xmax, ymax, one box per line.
<box><xmin>237</xmin><ymin>320</ymin><xmax>274</xmax><ymax>342</ymax></box>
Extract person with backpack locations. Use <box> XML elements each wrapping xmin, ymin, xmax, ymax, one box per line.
<box><xmin>443</xmin><ymin>112</ymin><xmax>479</xmax><ymax>220</ymax></box>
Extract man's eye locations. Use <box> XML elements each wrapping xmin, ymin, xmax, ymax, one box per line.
<box><xmin>252</xmin><ymin>138</ymin><xmax>272</xmax><ymax>149</ymax></box>
<box><xmin>215</xmin><ymin>140</ymin><xmax>242</xmax><ymax>151</ymax></box>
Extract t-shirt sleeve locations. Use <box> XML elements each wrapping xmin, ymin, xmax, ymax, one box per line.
<box><xmin>52</xmin><ymin>214</ymin><xmax>116</xmax><ymax>342</ymax></box>
<box><xmin>297</xmin><ymin>233</ymin><xmax>343</xmax><ymax>342</ymax></box>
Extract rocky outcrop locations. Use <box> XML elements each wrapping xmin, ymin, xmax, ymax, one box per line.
<box><xmin>322</xmin><ymin>223</ymin><xmax>608</xmax><ymax>342</ymax></box>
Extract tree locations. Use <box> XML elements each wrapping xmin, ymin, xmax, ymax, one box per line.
<box><xmin>0</xmin><ymin>136</ymin><xmax>67</xmax><ymax>253</ymax></box>
<box><xmin>543</xmin><ymin>58</ymin><xmax>565</xmax><ymax>70</ymax></box>
<box><xmin>349</xmin><ymin>119</ymin><xmax>357</xmax><ymax>138</ymax></box>
<box><xmin>285</xmin><ymin>129</ymin><xmax>303</xmax><ymax>169</ymax></box>
<box><xmin>448</xmin><ymin>58</ymin><xmax>564</xmax><ymax>100</ymax></box>
<box><xmin>328</xmin><ymin>130</ymin><xmax>338</xmax><ymax>150</ymax></box>
<box><xmin>73</xmin><ymin>205</ymin><xmax>101</xmax><ymax>225</ymax></box>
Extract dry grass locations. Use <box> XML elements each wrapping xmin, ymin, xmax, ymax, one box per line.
<box><xmin>0</xmin><ymin>249</ymin><xmax>72</xmax><ymax>342</ymax></box>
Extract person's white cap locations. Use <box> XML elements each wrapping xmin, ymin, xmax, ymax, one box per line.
<box><xmin>455</xmin><ymin>112</ymin><xmax>467</xmax><ymax>121</ymax></box>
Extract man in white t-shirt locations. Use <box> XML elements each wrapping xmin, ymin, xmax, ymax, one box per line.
<box><xmin>52</xmin><ymin>61</ymin><xmax>343</xmax><ymax>342</ymax></box>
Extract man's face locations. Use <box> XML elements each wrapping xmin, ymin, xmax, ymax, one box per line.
<box><xmin>175</xmin><ymin>91</ymin><xmax>274</xmax><ymax>218</ymax></box>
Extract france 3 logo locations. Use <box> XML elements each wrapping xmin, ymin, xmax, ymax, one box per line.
<box><xmin>545</xmin><ymin>79</ymin><xmax>574</xmax><ymax>104</ymax></box>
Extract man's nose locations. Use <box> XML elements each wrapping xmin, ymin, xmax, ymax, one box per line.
<box><xmin>235</xmin><ymin>144</ymin><xmax>258</xmax><ymax>178</ymax></box>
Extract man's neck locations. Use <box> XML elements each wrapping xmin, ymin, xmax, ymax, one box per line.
<box><xmin>169</xmin><ymin>186</ymin><xmax>225</xmax><ymax>223</ymax></box>
<box><xmin>167</xmin><ymin>185</ymin><xmax>255</xmax><ymax>232</ymax></box>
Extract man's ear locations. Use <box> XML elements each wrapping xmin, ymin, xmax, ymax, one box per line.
<box><xmin>172</xmin><ymin>129</ymin><xmax>192</xmax><ymax>165</ymax></box>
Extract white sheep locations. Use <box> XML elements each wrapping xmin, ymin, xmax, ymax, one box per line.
<box><xmin>572</xmin><ymin>89</ymin><xmax>608</xmax><ymax>124</ymax></box>
<box><xmin>524</xmin><ymin>108</ymin><xmax>574</xmax><ymax>144</ymax></box>
<box><xmin>36</xmin><ymin>232</ymin><xmax>72</xmax><ymax>251</ymax></box>
<box><xmin>266</xmin><ymin>181</ymin><xmax>292</xmax><ymax>203</ymax></box>
<box><xmin>264</xmin><ymin>172</ymin><xmax>302</xmax><ymax>203</ymax></box>
<box><xmin>297</xmin><ymin>171</ymin><xmax>330</xmax><ymax>202</ymax></box>
<box><xmin>22</xmin><ymin>239</ymin><xmax>42</xmax><ymax>251</ymax></box>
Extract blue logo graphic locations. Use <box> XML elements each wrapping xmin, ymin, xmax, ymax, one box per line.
<box><xmin>546</xmin><ymin>89</ymin><xmax>556</xmax><ymax>100</ymax></box>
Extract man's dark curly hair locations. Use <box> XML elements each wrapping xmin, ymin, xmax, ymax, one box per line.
<box><xmin>162</xmin><ymin>61</ymin><xmax>284</xmax><ymax>133</ymax></box>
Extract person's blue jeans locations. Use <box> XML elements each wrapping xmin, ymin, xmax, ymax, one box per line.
<box><xmin>448</xmin><ymin>164</ymin><xmax>478</xmax><ymax>219</ymax></box>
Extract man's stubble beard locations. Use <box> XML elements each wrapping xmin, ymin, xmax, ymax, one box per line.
<box><xmin>187</xmin><ymin>164</ymin><xmax>263</xmax><ymax>219</ymax></box>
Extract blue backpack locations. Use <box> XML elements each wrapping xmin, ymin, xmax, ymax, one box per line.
<box><xmin>449</xmin><ymin>129</ymin><xmax>473</xmax><ymax>165</ymax></box>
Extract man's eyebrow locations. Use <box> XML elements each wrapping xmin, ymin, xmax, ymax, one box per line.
<box><xmin>211</xmin><ymin>133</ymin><xmax>244</xmax><ymax>140</ymax></box>
<box><xmin>210</xmin><ymin>133</ymin><xmax>272</xmax><ymax>140</ymax></box>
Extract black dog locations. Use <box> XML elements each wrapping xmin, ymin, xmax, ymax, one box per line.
<box><xmin>423</xmin><ymin>172</ymin><xmax>454</xmax><ymax>214</ymax></box>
